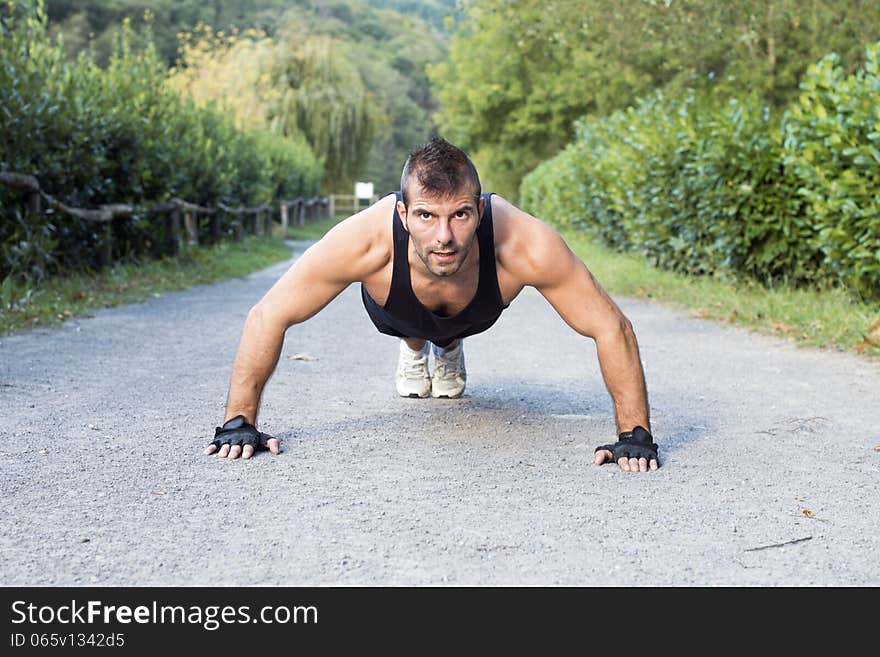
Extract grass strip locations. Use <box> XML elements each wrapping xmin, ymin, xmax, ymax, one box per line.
<box><xmin>561</xmin><ymin>230</ymin><xmax>880</xmax><ymax>359</ymax></box>
<box><xmin>284</xmin><ymin>214</ymin><xmax>348</xmax><ymax>240</ymax></box>
<box><xmin>1</xmin><ymin>236</ymin><xmax>293</xmax><ymax>336</ymax></box>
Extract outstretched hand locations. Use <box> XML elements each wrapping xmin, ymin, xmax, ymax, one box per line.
<box><xmin>204</xmin><ymin>439</ymin><xmax>280</xmax><ymax>460</ymax></box>
<box><xmin>203</xmin><ymin>415</ymin><xmax>281</xmax><ymax>460</ymax></box>
<box><xmin>594</xmin><ymin>425</ymin><xmax>660</xmax><ymax>473</ymax></box>
<box><xmin>594</xmin><ymin>449</ymin><xmax>658</xmax><ymax>472</ymax></box>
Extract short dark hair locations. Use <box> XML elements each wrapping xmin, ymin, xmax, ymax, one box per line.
<box><xmin>400</xmin><ymin>136</ymin><xmax>481</xmax><ymax>206</ymax></box>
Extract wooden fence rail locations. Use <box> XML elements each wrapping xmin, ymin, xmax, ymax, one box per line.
<box><xmin>327</xmin><ymin>194</ymin><xmax>380</xmax><ymax>218</ymax></box>
<box><xmin>1</xmin><ymin>171</ymin><xmax>329</xmax><ymax>267</ymax></box>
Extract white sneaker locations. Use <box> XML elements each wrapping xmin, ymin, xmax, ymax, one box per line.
<box><xmin>431</xmin><ymin>341</ymin><xmax>466</xmax><ymax>398</ymax></box>
<box><xmin>396</xmin><ymin>341</ymin><xmax>431</xmax><ymax>398</ymax></box>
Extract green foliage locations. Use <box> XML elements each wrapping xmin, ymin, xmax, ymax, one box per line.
<box><xmin>265</xmin><ymin>24</ymin><xmax>376</xmax><ymax>192</ymax></box>
<box><xmin>0</xmin><ymin>1</ymin><xmax>320</xmax><ymax>283</ymax></box>
<box><xmin>432</xmin><ymin>0</ymin><xmax>880</xmax><ymax>197</ymax></box>
<box><xmin>40</xmin><ymin>0</ymin><xmax>295</xmax><ymax>66</ymax></box>
<box><xmin>781</xmin><ymin>49</ymin><xmax>880</xmax><ymax>299</ymax></box>
<box><xmin>38</xmin><ymin>0</ymin><xmax>455</xmax><ymax>68</ymax></box>
<box><xmin>163</xmin><ymin>2</ymin><xmax>448</xmax><ymax>194</ymax></box>
<box><xmin>38</xmin><ymin>0</ymin><xmax>451</xmax><ymax>195</ymax></box>
<box><xmin>266</xmin><ymin>1</ymin><xmax>448</xmax><ymax>194</ymax></box>
<box><xmin>521</xmin><ymin>43</ymin><xmax>880</xmax><ymax>301</ymax></box>
<box><xmin>365</xmin><ymin>0</ymin><xmax>454</xmax><ymax>31</ymax></box>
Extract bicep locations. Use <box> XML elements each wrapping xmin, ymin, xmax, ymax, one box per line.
<box><xmin>255</xmin><ymin>220</ymin><xmax>380</xmax><ymax>328</ymax></box>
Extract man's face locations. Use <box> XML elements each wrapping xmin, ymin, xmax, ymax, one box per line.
<box><xmin>399</xmin><ymin>185</ymin><xmax>486</xmax><ymax>278</ymax></box>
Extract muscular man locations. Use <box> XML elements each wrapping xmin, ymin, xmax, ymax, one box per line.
<box><xmin>205</xmin><ymin>137</ymin><xmax>660</xmax><ymax>472</ymax></box>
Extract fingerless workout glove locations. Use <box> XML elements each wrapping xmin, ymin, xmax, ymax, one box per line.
<box><xmin>211</xmin><ymin>415</ymin><xmax>271</xmax><ymax>449</ymax></box>
<box><xmin>595</xmin><ymin>426</ymin><xmax>659</xmax><ymax>462</ymax></box>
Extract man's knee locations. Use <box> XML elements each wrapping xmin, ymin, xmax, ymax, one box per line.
<box><xmin>402</xmin><ymin>337</ymin><xmax>428</xmax><ymax>351</ymax></box>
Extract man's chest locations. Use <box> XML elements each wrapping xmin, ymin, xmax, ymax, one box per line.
<box><xmin>363</xmin><ymin>255</ymin><xmax>522</xmax><ymax>314</ymax></box>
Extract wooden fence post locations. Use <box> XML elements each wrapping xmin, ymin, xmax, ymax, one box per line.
<box><xmin>211</xmin><ymin>212</ymin><xmax>222</xmax><ymax>244</ymax></box>
<box><xmin>26</xmin><ymin>191</ymin><xmax>40</xmax><ymax>214</ymax></box>
<box><xmin>98</xmin><ymin>220</ymin><xmax>112</xmax><ymax>268</ymax></box>
<box><xmin>184</xmin><ymin>211</ymin><xmax>198</xmax><ymax>246</ymax></box>
<box><xmin>167</xmin><ymin>207</ymin><xmax>181</xmax><ymax>256</ymax></box>
<box><xmin>234</xmin><ymin>212</ymin><xmax>243</xmax><ymax>242</ymax></box>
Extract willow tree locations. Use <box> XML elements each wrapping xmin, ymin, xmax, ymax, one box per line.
<box><xmin>267</xmin><ymin>18</ymin><xmax>378</xmax><ymax>192</ymax></box>
<box><xmin>168</xmin><ymin>17</ymin><xmax>378</xmax><ymax>192</ymax></box>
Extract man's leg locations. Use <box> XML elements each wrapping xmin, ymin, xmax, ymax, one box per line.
<box><xmin>403</xmin><ymin>337</ymin><xmax>427</xmax><ymax>352</ymax></box>
<box><xmin>431</xmin><ymin>339</ymin><xmax>466</xmax><ymax>398</ymax></box>
<box><xmin>396</xmin><ymin>337</ymin><xmax>431</xmax><ymax>398</ymax></box>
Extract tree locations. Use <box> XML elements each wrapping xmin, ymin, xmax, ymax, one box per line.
<box><xmin>267</xmin><ymin>18</ymin><xmax>378</xmax><ymax>191</ymax></box>
<box><xmin>429</xmin><ymin>0</ymin><xmax>880</xmax><ymax>198</ymax></box>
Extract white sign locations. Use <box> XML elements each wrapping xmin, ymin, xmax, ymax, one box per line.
<box><xmin>355</xmin><ymin>182</ymin><xmax>374</xmax><ymax>199</ymax></box>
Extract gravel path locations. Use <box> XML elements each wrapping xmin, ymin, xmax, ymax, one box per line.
<box><xmin>2</xmin><ymin>241</ymin><xmax>878</xmax><ymax>586</ymax></box>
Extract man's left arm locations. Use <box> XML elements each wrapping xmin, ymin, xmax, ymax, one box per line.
<box><xmin>502</xmin><ymin>206</ymin><xmax>658</xmax><ymax>472</ymax></box>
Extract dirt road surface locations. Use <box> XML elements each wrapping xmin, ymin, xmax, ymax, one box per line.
<box><xmin>2</xmin><ymin>242</ymin><xmax>878</xmax><ymax>585</ymax></box>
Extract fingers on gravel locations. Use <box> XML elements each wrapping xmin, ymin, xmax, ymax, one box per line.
<box><xmin>205</xmin><ymin>438</ymin><xmax>281</xmax><ymax>459</ymax></box>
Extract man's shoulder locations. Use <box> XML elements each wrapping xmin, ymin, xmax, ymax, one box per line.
<box><xmin>332</xmin><ymin>192</ymin><xmax>395</xmax><ymax>230</ymax></box>
<box><xmin>490</xmin><ymin>194</ymin><xmax>573</xmax><ymax>284</ymax></box>
<box><xmin>490</xmin><ymin>194</ymin><xmax>563</xmax><ymax>250</ymax></box>
<box><xmin>321</xmin><ymin>193</ymin><xmax>394</xmax><ymax>244</ymax></box>
<box><xmin>309</xmin><ymin>193</ymin><xmax>395</xmax><ymax>281</ymax></box>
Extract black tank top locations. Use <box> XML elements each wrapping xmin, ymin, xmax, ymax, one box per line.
<box><xmin>360</xmin><ymin>191</ymin><xmax>509</xmax><ymax>346</ymax></box>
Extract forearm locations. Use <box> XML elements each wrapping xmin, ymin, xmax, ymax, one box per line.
<box><xmin>594</xmin><ymin>321</ymin><xmax>650</xmax><ymax>434</ymax></box>
<box><xmin>224</xmin><ymin>305</ymin><xmax>287</xmax><ymax>425</ymax></box>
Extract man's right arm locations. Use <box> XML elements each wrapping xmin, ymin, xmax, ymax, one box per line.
<box><xmin>205</xmin><ymin>195</ymin><xmax>394</xmax><ymax>460</ymax></box>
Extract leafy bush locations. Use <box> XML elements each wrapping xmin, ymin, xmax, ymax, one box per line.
<box><xmin>781</xmin><ymin>49</ymin><xmax>880</xmax><ymax>299</ymax></box>
<box><xmin>522</xmin><ymin>42</ymin><xmax>880</xmax><ymax>300</ymax></box>
<box><xmin>0</xmin><ymin>2</ymin><xmax>321</xmax><ymax>282</ymax></box>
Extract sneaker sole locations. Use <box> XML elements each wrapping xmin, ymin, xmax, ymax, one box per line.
<box><xmin>398</xmin><ymin>390</ymin><xmax>430</xmax><ymax>398</ymax></box>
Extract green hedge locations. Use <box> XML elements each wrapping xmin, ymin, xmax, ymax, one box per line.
<box><xmin>0</xmin><ymin>4</ymin><xmax>321</xmax><ymax>283</ymax></box>
<box><xmin>522</xmin><ymin>42</ymin><xmax>880</xmax><ymax>300</ymax></box>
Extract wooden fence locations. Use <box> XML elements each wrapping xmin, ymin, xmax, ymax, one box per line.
<box><xmin>0</xmin><ymin>170</ymin><xmax>329</xmax><ymax>267</ymax></box>
<box><xmin>279</xmin><ymin>197</ymin><xmax>331</xmax><ymax>233</ymax></box>
<box><xmin>328</xmin><ymin>194</ymin><xmax>380</xmax><ymax>217</ymax></box>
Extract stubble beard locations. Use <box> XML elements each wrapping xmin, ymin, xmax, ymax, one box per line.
<box><xmin>412</xmin><ymin>236</ymin><xmax>475</xmax><ymax>278</ymax></box>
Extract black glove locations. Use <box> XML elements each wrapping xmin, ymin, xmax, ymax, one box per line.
<box><xmin>211</xmin><ymin>415</ymin><xmax>272</xmax><ymax>450</ymax></box>
<box><xmin>595</xmin><ymin>426</ymin><xmax>659</xmax><ymax>463</ymax></box>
